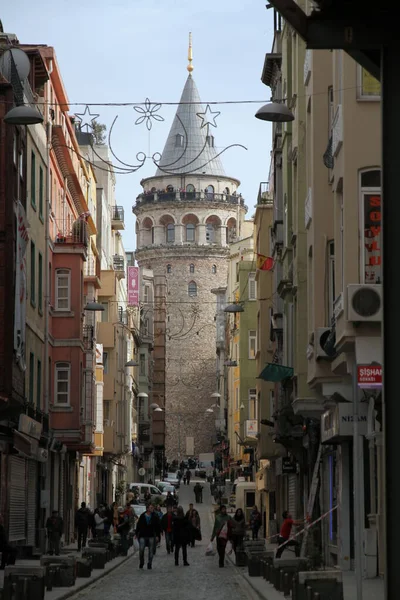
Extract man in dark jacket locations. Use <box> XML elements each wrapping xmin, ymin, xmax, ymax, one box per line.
<box><xmin>46</xmin><ymin>510</ymin><xmax>63</xmax><ymax>556</ymax></box>
<box><xmin>135</xmin><ymin>504</ymin><xmax>161</xmax><ymax>570</ymax></box>
<box><xmin>172</xmin><ymin>506</ymin><xmax>190</xmax><ymax>566</ymax></box>
<box><xmin>75</xmin><ymin>502</ymin><xmax>91</xmax><ymax>551</ymax></box>
<box><xmin>161</xmin><ymin>505</ymin><xmax>174</xmax><ymax>554</ymax></box>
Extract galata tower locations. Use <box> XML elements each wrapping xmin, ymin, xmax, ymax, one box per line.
<box><xmin>133</xmin><ymin>37</ymin><xmax>247</xmax><ymax>461</ymax></box>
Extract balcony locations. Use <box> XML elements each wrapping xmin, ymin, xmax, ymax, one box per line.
<box><xmin>113</xmin><ymin>255</ymin><xmax>125</xmax><ymax>279</ymax></box>
<box><xmin>332</xmin><ymin>105</ymin><xmax>343</xmax><ymax>157</ymax></box>
<box><xmin>111</xmin><ymin>206</ymin><xmax>125</xmax><ymax>230</ymax></box>
<box><xmin>257</xmin><ymin>182</ymin><xmax>273</xmax><ymax>206</ymax></box>
<box><xmin>134</xmin><ymin>191</ymin><xmax>247</xmax><ymax>211</ymax></box>
<box><xmin>54</xmin><ymin>220</ymin><xmax>88</xmax><ymax>259</ymax></box>
<box><xmin>84</xmin><ymin>256</ymin><xmax>101</xmax><ymax>289</ymax></box>
<box><xmin>97</xmin><ymin>322</ymin><xmax>115</xmax><ymax>349</ymax></box>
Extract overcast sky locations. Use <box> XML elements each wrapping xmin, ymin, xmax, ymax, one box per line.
<box><xmin>2</xmin><ymin>0</ymin><xmax>274</xmax><ymax>251</ymax></box>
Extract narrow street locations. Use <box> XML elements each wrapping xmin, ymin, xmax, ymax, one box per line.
<box><xmin>73</xmin><ymin>480</ymin><xmax>258</xmax><ymax>600</ymax></box>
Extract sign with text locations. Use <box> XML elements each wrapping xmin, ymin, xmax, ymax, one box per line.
<box><xmin>282</xmin><ymin>458</ymin><xmax>297</xmax><ymax>474</ymax></box>
<box><xmin>364</xmin><ymin>194</ymin><xmax>381</xmax><ymax>284</ymax></box>
<box><xmin>245</xmin><ymin>419</ymin><xmax>258</xmax><ymax>438</ymax></box>
<box><xmin>357</xmin><ymin>364</ymin><xmax>382</xmax><ymax>388</ymax></box>
<box><xmin>127</xmin><ymin>266</ymin><xmax>139</xmax><ymax>306</ymax></box>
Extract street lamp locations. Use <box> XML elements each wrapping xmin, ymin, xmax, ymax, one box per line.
<box><xmin>125</xmin><ymin>359</ymin><xmax>139</xmax><ymax>367</ymax></box>
<box><xmin>255</xmin><ymin>102</ymin><xmax>294</xmax><ymax>123</ymax></box>
<box><xmin>224</xmin><ymin>303</ymin><xmax>244</xmax><ymax>313</ymax></box>
<box><xmin>224</xmin><ymin>360</ymin><xmax>237</xmax><ymax>367</ymax></box>
<box><xmin>84</xmin><ymin>300</ymin><xmax>105</xmax><ymax>311</ymax></box>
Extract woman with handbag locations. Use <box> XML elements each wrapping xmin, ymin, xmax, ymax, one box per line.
<box><xmin>210</xmin><ymin>505</ymin><xmax>233</xmax><ymax>567</ymax></box>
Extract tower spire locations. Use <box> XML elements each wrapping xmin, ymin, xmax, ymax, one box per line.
<box><xmin>187</xmin><ymin>32</ymin><xmax>193</xmax><ymax>74</ymax></box>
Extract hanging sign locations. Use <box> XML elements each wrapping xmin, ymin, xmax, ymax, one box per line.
<box><xmin>357</xmin><ymin>364</ymin><xmax>382</xmax><ymax>388</ymax></box>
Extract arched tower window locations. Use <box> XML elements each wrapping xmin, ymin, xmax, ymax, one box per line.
<box><xmin>226</xmin><ymin>217</ymin><xmax>237</xmax><ymax>244</ymax></box>
<box><xmin>205</xmin><ymin>215</ymin><xmax>221</xmax><ymax>244</ymax></box>
<box><xmin>206</xmin><ymin>223</ymin><xmax>215</xmax><ymax>243</ymax></box>
<box><xmin>186</xmin><ymin>223</ymin><xmax>195</xmax><ymax>242</ymax></box>
<box><xmin>186</xmin><ymin>184</ymin><xmax>195</xmax><ymax>192</ymax></box>
<box><xmin>167</xmin><ymin>264</ymin><xmax>172</xmax><ymax>273</ymax></box>
<box><xmin>189</xmin><ymin>264</ymin><xmax>195</xmax><ymax>274</ymax></box>
<box><xmin>205</xmin><ymin>185</ymin><xmax>214</xmax><ymax>199</ymax></box>
<box><xmin>212</xmin><ymin>264</ymin><xmax>217</xmax><ymax>274</ymax></box>
<box><xmin>166</xmin><ymin>223</ymin><xmax>175</xmax><ymax>243</ymax></box>
<box><xmin>188</xmin><ymin>281</ymin><xmax>197</xmax><ymax>297</ymax></box>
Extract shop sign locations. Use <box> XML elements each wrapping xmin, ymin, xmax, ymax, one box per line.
<box><xmin>282</xmin><ymin>457</ymin><xmax>297</xmax><ymax>474</ymax></box>
<box><xmin>18</xmin><ymin>414</ymin><xmax>42</xmax><ymax>440</ymax></box>
<box><xmin>357</xmin><ymin>364</ymin><xmax>382</xmax><ymax>388</ymax></box>
<box><xmin>321</xmin><ymin>402</ymin><xmax>368</xmax><ymax>443</ymax></box>
<box><xmin>364</xmin><ymin>194</ymin><xmax>381</xmax><ymax>284</ymax></box>
<box><xmin>245</xmin><ymin>419</ymin><xmax>258</xmax><ymax>438</ymax></box>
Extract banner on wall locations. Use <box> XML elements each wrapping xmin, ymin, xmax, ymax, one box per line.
<box><xmin>127</xmin><ymin>266</ymin><xmax>139</xmax><ymax>306</ymax></box>
<box><xmin>14</xmin><ymin>201</ymin><xmax>29</xmax><ymax>371</ymax></box>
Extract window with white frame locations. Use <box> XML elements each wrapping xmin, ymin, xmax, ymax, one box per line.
<box><xmin>357</xmin><ymin>66</ymin><xmax>381</xmax><ymax>101</ymax></box>
<box><xmin>327</xmin><ymin>241</ymin><xmax>335</xmax><ymax>325</ymax></box>
<box><xmin>55</xmin><ymin>362</ymin><xmax>70</xmax><ymax>405</ymax></box>
<box><xmin>248</xmin><ymin>388</ymin><xmax>257</xmax><ymax>420</ymax></box>
<box><xmin>361</xmin><ymin>169</ymin><xmax>381</xmax><ymax>284</ymax></box>
<box><xmin>55</xmin><ymin>269</ymin><xmax>71</xmax><ymax>311</ymax></box>
<box><xmin>248</xmin><ymin>272</ymin><xmax>257</xmax><ymax>300</ymax></box>
<box><xmin>248</xmin><ymin>330</ymin><xmax>257</xmax><ymax>359</ymax></box>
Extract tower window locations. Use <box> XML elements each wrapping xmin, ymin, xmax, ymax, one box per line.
<box><xmin>188</xmin><ymin>281</ymin><xmax>197</xmax><ymax>297</ymax></box>
<box><xmin>167</xmin><ymin>264</ymin><xmax>172</xmax><ymax>273</ymax></box>
<box><xmin>166</xmin><ymin>223</ymin><xmax>175</xmax><ymax>243</ymax></box>
<box><xmin>212</xmin><ymin>264</ymin><xmax>217</xmax><ymax>274</ymax></box>
<box><xmin>206</xmin><ymin>135</ymin><xmax>214</xmax><ymax>147</ymax></box>
<box><xmin>186</xmin><ymin>223</ymin><xmax>195</xmax><ymax>242</ymax></box>
<box><xmin>175</xmin><ymin>134</ymin><xmax>184</xmax><ymax>148</ymax></box>
<box><xmin>206</xmin><ymin>223</ymin><xmax>215</xmax><ymax>243</ymax></box>
<box><xmin>190</xmin><ymin>264</ymin><xmax>195</xmax><ymax>274</ymax></box>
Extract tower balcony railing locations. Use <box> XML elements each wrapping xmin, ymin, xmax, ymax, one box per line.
<box><xmin>135</xmin><ymin>190</ymin><xmax>247</xmax><ymax>209</ymax></box>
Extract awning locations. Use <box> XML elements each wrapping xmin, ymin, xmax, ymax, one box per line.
<box><xmin>258</xmin><ymin>363</ymin><xmax>293</xmax><ymax>382</ymax></box>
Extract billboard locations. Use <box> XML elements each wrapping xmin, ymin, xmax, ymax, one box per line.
<box><xmin>127</xmin><ymin>266</ymin><xmax>139</xmax><ymax>306</ymax></box>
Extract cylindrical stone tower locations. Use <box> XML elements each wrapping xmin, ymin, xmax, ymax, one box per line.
<box><xmin>133</xmin><ymin>48</ymin><xmax>246</xmax><ymax>461</ymax></box>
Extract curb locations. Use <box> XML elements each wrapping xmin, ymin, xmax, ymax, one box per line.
<box><xmin>51</xmin><ymin>552</ymin><xmax>135</xmax><ymax>600</ymax></box>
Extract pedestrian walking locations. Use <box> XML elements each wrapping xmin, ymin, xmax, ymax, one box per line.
<box><xmin>275</xmin><ymin>511</ymin><xmax>303</xmax><ymax>558</ymax></box>
<box><xmin>116</xmin><ymin>507</ymin><xmax>130</xmax><ymax>555</ymax></box>
<box><xmin>193</xmin><ymin>482</ymin><xmax>203</xmax><ymax>503</ymax></box>
<box><xmin>172</xmin><ymin>506</ymin><xmax>190</xmax><ymax>566</ymax></box>
<box><xmin>0</xmin><ymin>515</ymin><xmax>16</xmax><ymax>569</ymax></box>
<box><xmin>189</xmin><ymin>508</ymin><xmax>201</xmax><ymax>547</ymax></box>
<box><xmin>185</xmin><ymin>469</ymin><xmax>191</xmax><ymax>485</ymax></box>
<box><xmin>231</xmin><ymin>508</ymin><xmax>246</xmax><ymax>554</ymax></box>
<box><xmin>136</xmin><ymin>503</ymin><xmax>161</xmax><ymax>570</ymax></box>
<box><xmin>46</xmin><ymin>510</ymin><xmax>63</xmax><ymax>556</ymax></box>
<box><xmin>249</xmin><ymin>506</ymin><xmax>262</xmax><ymax>540</ymax></box>
<box><xmin>161</xmin><ymin>505</ymin><xmax>174</xmax><ymax>554</ymax></box>
<box><xmin>165</xmin><ymin>491</ymin><xmax>175</xmax><ymax>509</ymax></box>
<box><xmin>75</xmin><ymin>502</ymin><xmax>91</xmax><ymax>551</ymax></box>
<box><xmin>210</xmin><ymin>505</ymin><xmax>233</xmax><ymax>568</ymax></box>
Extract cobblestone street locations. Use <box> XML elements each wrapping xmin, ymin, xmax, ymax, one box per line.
<box><xmin>73</xmin><ymin>481</ymin><xmax>258</xmax><ymax>600</ymax></box>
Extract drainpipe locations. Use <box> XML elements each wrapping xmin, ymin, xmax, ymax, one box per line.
<box><xmin>43</xmin><ymin>63</ymin><xmax>53</xmax><ymax>525</ymax></box>
<box><xmin>62</xmin><ymin>177</ymin><xmax>67</xmax><ymax>235</ymax></box>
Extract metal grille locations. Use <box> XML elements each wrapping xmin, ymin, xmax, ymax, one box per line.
<box><xmin>26</xmin><ymin>461</ymin><xmax>37</xmax><ymax>546</ymax></box>
<box><xmin>8</xmin><ymin>456</ymin><xmax>26</xmax><ymax>542</ymax></box>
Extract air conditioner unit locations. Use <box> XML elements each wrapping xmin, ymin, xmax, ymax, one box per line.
<box><xmin>315</xmin><ymin>327</ymin><xmax>337</xmax><ymax>359</ymax></box>
<box><xmin>347</xmin><ymin>284</ymin><xmax>382</xmax><ymax>322</ymax></box>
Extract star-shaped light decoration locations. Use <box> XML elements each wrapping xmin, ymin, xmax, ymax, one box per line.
<box><xmin>196</xmin><ymin>104</ymin><xmax>220</xmax><ymax>129</ymax></box>
<box><xmin>134</xmin><ymin>98</ymin><xmax>164</xmax><ymax>131</ymax></box>
<box><xmin>74</xmin><ymin>105</ymin><xmax>100</xmax><ymax>132</ymax></box>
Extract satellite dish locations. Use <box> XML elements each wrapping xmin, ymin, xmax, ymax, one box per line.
<box><xmin>0</xmin><ymin>48</ymin><xmax>30</xmax><ymax>82</ymax></box>
<box><xmin>138</xmin><ymin>467</ymin><xmax>146</xmax><ymax>476</ymax></box>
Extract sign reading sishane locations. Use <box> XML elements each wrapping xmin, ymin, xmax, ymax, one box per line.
<box><xmin>357</xmin><ymin>364</ymin><xmax>382</xmax><ymax>388</ymax></box>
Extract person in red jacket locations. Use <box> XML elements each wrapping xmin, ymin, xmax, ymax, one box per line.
<box><xmin>276</xmin><ymin>510</ymin><xmax>304</xmax><ymax>558</ymax></box>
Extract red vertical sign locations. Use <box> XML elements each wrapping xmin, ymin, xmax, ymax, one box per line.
<box><xmin>127</xmin><ymin>266</ymin><xmax>139</xmax><ymax>306</ymax></box>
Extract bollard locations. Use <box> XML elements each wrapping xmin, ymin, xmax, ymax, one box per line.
<box><xmin>306</xmin><ymin>586</ymin><xmax>313</xmax><ymax>600</ymax></box>
<box><xmin>313</xmin><ymin>593</ymin><xmax>320</xmax><ymax>600</ymax></box>
<box><xmin>283</xmin><ymin>572</ymin><xmax>291</xmax><ymax>596</ymax></box>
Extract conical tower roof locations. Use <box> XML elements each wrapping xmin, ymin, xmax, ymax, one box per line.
<box><xmin>155</xmin><ymin>74</ymin><xmax>226</xmax><ymax>178</ymax></box>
